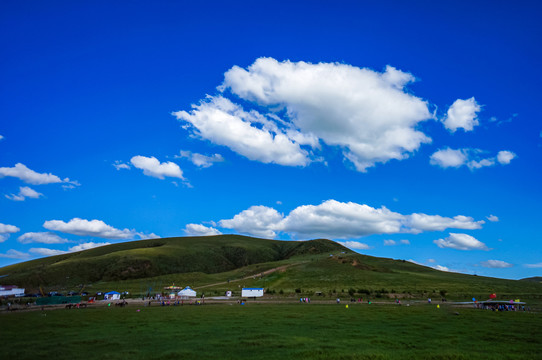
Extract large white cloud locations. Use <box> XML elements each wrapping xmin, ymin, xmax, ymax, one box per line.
<box><xmin>29</xmin><ymin>248</ymin><xmax>67</xmax><ymax>256</ymax></box>
<box><xmin>443</xmin><ymin>97</ymin><xmax>481</xmax><ymax>132</ymax></box>
<box><xmin>130</xmin><ymin>156</ymin><xmax>184</xmax><ymax>180</ymax></box>
<box><xmin>174</xmin><ymin>58</ymin><xmax>434</xmax><ymax>171</ymax></box>
<box><xmin>69</xmin><ymin>242</ymin><xmax>111</xmax><ymax>252</ymax></box>
<box><xmin>433</xmin><ymin>233</ymin><xmax>489</xmax><ymax>251</ymax></box>
<box><xmin>18</xmin><ymin>232</ymin><xmax>69</xmax><ymax>244</ymax></box>
<box><xmin>43</xmin><ymin>218</ymin><xmax>138</xmax><ymax>240</ymax></box>
<box><xmin>183</xmin><ymin>223</ymin><xmax>222</xmax><ymax>236</ymax></box>
<box><xmin>5</xmin><ymin>186</ymin><xmax>43</xmax><ymax>201</ymax></box>
<box><xmin>480</xmin><ymin>259</ymin><xmax>513</xmax><ymax>268</ymax></box>
<box><xmin>0</xmin><ymin>223</ymin><xmax>20</xmax><ymax>242</ymax></box>
<box><xmin>430</xmin><ymin>148</ymin><xmax>516</xmax><ymax>170</ymax></box>
<box><xmin>211</xmin><ymin>200</ymin><xmax>483</xmax><ymax>240</ymax></box>
<box><xmin>0</xmin><ymin>163</ymin><xmax>77</xmax><ymax>185</ymax></box>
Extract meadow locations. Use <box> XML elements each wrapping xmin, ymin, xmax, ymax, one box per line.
<box><xmin>1</xmin><ymin>302</ymin><xmax>540</xmax><ymax>359</ymax></box>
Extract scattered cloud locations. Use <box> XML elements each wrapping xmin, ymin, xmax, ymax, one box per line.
<box><xmin>177</xmin><ymin>150</ymin><xmax>224</xmax><ymax>168</ymax></box>
<box><xmin>0</xmin><ymin>223</ymin><xmax>20</xmax><ymax>242</ymax></box>
<box><xmin>212</xmin><ymin>200</ymin><xmax>484</xmax><ymax>240</ymax></box>
<box><xmin>183</xmin><ymin>223</ymin><xmax>222</xmax><ymax>236</ymax></box>
<box><xmin>0</xmin><ymin>135</ymin><xmax>3</xmax><ymax>141</ymax></box>
<box><xmin>400</xmin><ymin>239</ymin><xmax>410</xmax><ymax>245</ymax></box>
<box><xmin>0</xmin><ymin>163</ymin><xmax>77</xmax><ymax>185</ymax></box>
<box><xmin>496</xmin><ymin>150</ymin><xmax>516</xmax><ymax>165</ymax></box>
<box><xmin>524</xmin><ymin>262</ymin><xmax>542</xmax><ymax>268</ymax></box>
<box><xmin>113</xmin><ymin>161</ymin><xmax>130</xmax><ymax>170</ymax></box>
<box><xmin>480</xmin><ymin>259</ymin><xmax>513</xmax><ymax>268</ymax></box>
<box><xmin>442</xmin><ymin>97</ymin><xmax>481</xmax><ymax>132</ymax></box>
<box><xmin>428</xmin><ymin>258</ymin><xmax>436</xmax><ymax>263</ymax></box>
<box><xmin>430</xmin><ymin>148</ymin><xmax>516</xmax><ymax>170</ymax></box>
<box><xmin>433</xmin><ymin>233</ymin><xmax>489</xmax><ymax>251</ymax></box>
<box><xmin>0</xmin><ymin>249</ymin><xmax>29</xmax><ymax>259</ymax></box>
<box><xmin>487</xmin><ymin>215</ymin><xmax>499</xmax><ymax>222</ymax></box>
<box><xmin>17</xmin><ymin>232</ymin><xmax>69</xmax><ymax>244</ymax></box>
<box><xmin>336</xmin><ymin>240</ymin><xmax>371</xmax><ymax>250</ymax></box>
<box><xmin>174</xmin><ymin>58</ymin><xmax>434</xmax><ymax>172</ymax></box>
<box><xmin>383</xmin><ymin>239</ymin><xmax>396</xmax><ymax>246</ymax></box>
<box><xmin>29</xmin><ymin>247</ymin><xmax>67</xmax><ymax>256</ymax></box>
<box><xmin>69</xmin><ymin>242</ymin><xmax>111</xmax><ymax>252</ymax></box>
<box><xmin>432</xmin><ymin>265</ymin><xmax>450</xmax><ymax>271</ymax></box>
<box><xmin>5</xmin><ymin>186</ymin><xmax>43</xmax><ymax>201</ymax></box>
<box><xmin>43</xmin><ymin>218</ymin><xmax>141</xmax><ymax>240</ymax></box>
<box><xmin>130</xmin><ymin>156</ymin><xmax>184</xmax><ymax>180</ymax></box>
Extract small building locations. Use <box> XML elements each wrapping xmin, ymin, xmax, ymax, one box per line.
<box><xmin>241</xmin><ymin>288</ymin><xmax>264</xmax><ymax>298</ymax></box>
<box><xmin>104</xmin><ymin>291</ymin><xmax>121</xmax><ymax>300</ymax></box>
<box><xmin>0</xmin><ymin>285</ymin><xmax>25</xmax><ymax>298</ymax></box>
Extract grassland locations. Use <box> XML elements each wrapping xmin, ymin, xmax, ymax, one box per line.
<box><xmin>1</xmin><ymin>303</ymin><xmax>541</xmax><ymax>359</ymax></box>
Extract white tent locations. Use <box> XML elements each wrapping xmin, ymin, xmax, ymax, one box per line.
<box><xmin>177</xmin><ymin>286</ymin><xmax>197</xmax><ymax>298</ymax></box>
<box><xmin>104</xmin><ymin>291</ymin><xmax>121</xmax><ymax>300</ymax></box>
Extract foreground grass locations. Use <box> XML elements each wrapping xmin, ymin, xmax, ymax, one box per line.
<box><xmin>1</xmin><ymin>303</ymin><xmax>541</xmax><ymax>359</ymax></box>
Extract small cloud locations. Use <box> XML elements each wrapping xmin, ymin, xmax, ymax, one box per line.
<box><xmin>130</xmin><ymin>155</ymin><xmax>185</xmax><ymax>180</ymax></box>
<box><xmin>442</xmin><ymin>97</ymin><xmax>481</xmax><ymax>132</ymax></box>
<box><xmin>0</xmin><ymin>163</ymin><xmax>78</xmax><ymax>186</ymax></box>
<box><xmin>487</xmin><ymin>215</ymin><xmax>499</xmax><ymax>222</ymax></box>
<box><xmin>427</xmin><ymin>258</ymin><xmax>436</xmax><ymax>263</ymax></box>
<box><xmin>399</xmin><ymin>239</ymin><xmax>410</xmax><ymax>245</ymax></box>
<box><xmin>0</xmin><ymin>249</ymin><xmax>29</xmax><ymax>259</ymax></box>
<box><xmin>0</xmin><ymin>223</ymin><xmax>20</xmax><ymax>242</ymax></box>
<box><xmin>496</xmin><ymin>150</ymin><xmax>516</xmax><ymax>165</ymax></box>
<box><xmin>18</xmin><ymin>232</ymin><xmax>69</xmax><ymax>244</ymax></box>
<box><xmin>383</xmin><ymin>239</ymin><xmax>396</xmax><ymax>246</ymax></box>
<box><xmin>177</xmin><ymin>150</ymin><xmax>224</xmax><ymax>168</ymax></box>
<box><xmin>480</xmin><ymin>259</ymin><xmax>513</xmax><ymax>268</ymax></box>
<box><xmin>5</xmin><ymin>186</ymin><xmax>43</xmax><ymax>201</ymax></box>
<box><xmin>29</xmin><ymin>248</ymin><xmax>67</xmax><ymax>256</ymax></box>
<box><xmin>433</xmin><ymin>233</ymin><xmax>489</xmax><ymax>251</ymax></box>
<box><xmin>69</xmin><ymin>242</ymin><xmax>111</xmax><ymax>252</ymax></box>
<box><xmin>337</xmin><ymin>240</ymin><xmax>371</xmax><ymax>250</ymax></box>
<box><xmin>43</xmin><ymin>218</ymin><xmax>146</xmax><ymax>240</ymax></box>
<box><xmin>432</xmin><ymin>265</ymin><xmax>449</xmax><ymax>272</ymax></box>
<box><xmin>183</xmin><ymin>223</ymin><xmax>222</xmax><ymax>236</ymax></box>
<box><xmin>524</xmin><ymin>262</ymin><xmax>542</xmax><ymax>268</ymax></box>
<box><xmin>113</xmin><ymin>161</ymin><xmax>131</xmax><ymax>170</ymax></box>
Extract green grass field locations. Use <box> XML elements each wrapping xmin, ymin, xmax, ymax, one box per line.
<box><xmin>1</xmin><ymin>303</ymin><xmax>540</xmax><ymax>359</ymax></box>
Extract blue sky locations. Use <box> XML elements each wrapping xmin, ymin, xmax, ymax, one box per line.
<box><xmin>1</xmin><ymin>1</ymin><xmax>541</xmax><ymax>279</ymax></box>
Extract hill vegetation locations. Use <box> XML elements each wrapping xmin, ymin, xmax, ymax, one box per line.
<box><xmin>1</xmin><ymin>235</ymin><xmax>541</xmax><ymax>301</ymax></box>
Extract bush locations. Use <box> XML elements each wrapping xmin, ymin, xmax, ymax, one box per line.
<box><xmin>295</xmin><ymin>288</ymin><xmax>302</xmax><ymax>293</ymax></box>
<box><xmin>348</xmin><ymin>288</ymin><xmax>356</xmax><ymax>296</ymax></box>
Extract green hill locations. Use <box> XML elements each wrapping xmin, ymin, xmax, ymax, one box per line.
<box><xmin>1</xmin><ymin>235</ymin><xmax>541</xmax><ymax>301</ymax></box>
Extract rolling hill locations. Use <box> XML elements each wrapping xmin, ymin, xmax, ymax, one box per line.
<box><xmin>1</xmin><ymin>235</ymin><xmax>541</xmax><ymax>301</ymax></box>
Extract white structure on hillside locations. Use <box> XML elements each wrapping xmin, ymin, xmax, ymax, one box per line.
<box><xmin>241</xmin><ymin>288</ymin><xmax>264</xmax><ymax>298</ymax></box>
<box><xmin>104</xmin><ymin>291</ymin><xmax>121</xmax><ymax>300</ymax></box>
<box><xmin>0</xmin><ymin>285</ymin><xmax>25</xmax><ymax>297</ymax></box>
<box><xmin>177</xmin><ymin>286</ymin><xmax>197</xmax><ymax>298</ymax></box>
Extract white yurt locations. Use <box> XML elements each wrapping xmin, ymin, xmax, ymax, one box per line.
<box><xmin>177</xmin><ymin>286</ymin><xmax>197</xmax><ymax>298</ymax></box>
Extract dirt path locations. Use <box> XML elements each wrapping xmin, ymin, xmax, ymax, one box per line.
<box><xmin>193</xmin><ymin>264</ymin><xmax>295</xmax><ymax>290</ymax></box>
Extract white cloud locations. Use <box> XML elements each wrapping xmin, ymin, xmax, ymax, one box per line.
<box><xmin>214</xmin><ymin>200</ymin><xmax>483</xmax><ymax>240</ymax></box>
<box><xmin>524</xmin><ymin>262</ymin><xmax>542</xmax><ymax>268</ymax></box>
<box><xmin>219</xmin><ymin>205</ymin><xmax>284</xmax><ymax>238</ymax></box>
<box><xmin>0</xmin><ymin>249</ymin><xmax>29</xmax><ymax>259</ymax></box>
<box><xmin>0</xmin><ymin>223</ymin><xmax>20</xmax><ymax>242</ymax></box>
<box><xmin>18</xmin><ymin>232</ymin><xmax>69</xmax><ymax>244</ymax></box>
<box><xmin>407</xmin><ymin>214</ymin><xmax>484</xmax><ymax>233</ymax></box>
<box><xmin>43</xmin><ymin>218</ymin><xmax>138</xmax><ymax>240</ymax></box>
<box><xmin>487</xmin><ymin>215</ymin><xmax>499</xmax><ymax>222</ymax></box>
<box><xmin>443</xmin><ymin>97</ymin><xmax>481</xmax><ymax>132</ymax></box>
<box><xmin>6</xmin><ymin>186</ymin><xmax>43</xmax><ymax>201</ymax></box>
<box><xmin>432</xmin><ymin>265</ymin><xmax>450</xmax><ymax>271</ymax></box>
<box><xmin>0</xmin><ymin>135</ymin><xmax>3</xmax><ymax>141</ymax></box>
<box><xmin>177</xmin><ymin>150</ymin><xmax>225</xmax><ymax>168</ymax></box>
<box><xmin>496</xmin><ymin>150</ymin><xmax>516</xmax><ymax>165</ymax></box>
<box><xmin>29</xmin><ymin>248</ymin><xmax>67</xmax><ymax>256</ymax></box>
<box><xmin>175</xmin><ymin>58</ymin><xmax>434</xmax><ymax>171</ymax></box>
<box><xmin>113</xmin><ymin>161</ymin><xmax>130</xmax><ymax>170</ymax></box>
<box><xmin>336</xmin><ymin>240</ymin><xmax>371</xmax><ymax>250</ymax></box>
<box><xmin>0</xmin><ymin>163</ymin><xmax>77</xmax><ymax>185</ymax></box>
<box><xmin>400</xmin><ymin>239</ymin><xmax>410</xmax><ymax>245</ymax></box>
<box><xmin>427</xmin><ymin>258</ymin><xmax>436</xmax><ymax>263</ymax></box>
<box><xmin>130</xmin><ymin>156</ymin><xmax>184</xmax><ymax>180</ymax></box>
<box><xmin>431</xmin><ymin>148</ymin><xmax>515</xmax><ymax>170</ymax></box>
<box><xmin>430</xmin><ymin>148</ymin><xmax>468</xmax><ymax>168</ymax></box>
<box><xmin>184</xmin><ymin>223</ymin><xmax>222</xmax><ymax>236</ymax></box>
<box><xmin>433</xmin><ymin>233</ymin><xmax>489</xmax><ymax>251</ymax></box>
<box><xmin>174</xmin><ymin>96</ymin><xmax>311</xmax><ymax>166</ymax></box>
<box><xmin>383</xmin><ymin>239</ymin><xmax>396</xmax><ymax>246</ymax></box>
<box><xmin>69</xmin><ymin>242</ymin><xmax>111</xmax><ymax>252</ymax></box>
<box><xmin>480</xmin><ymin>260</ymin><xmax>513</xmax><ymax>268</ymax></box>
